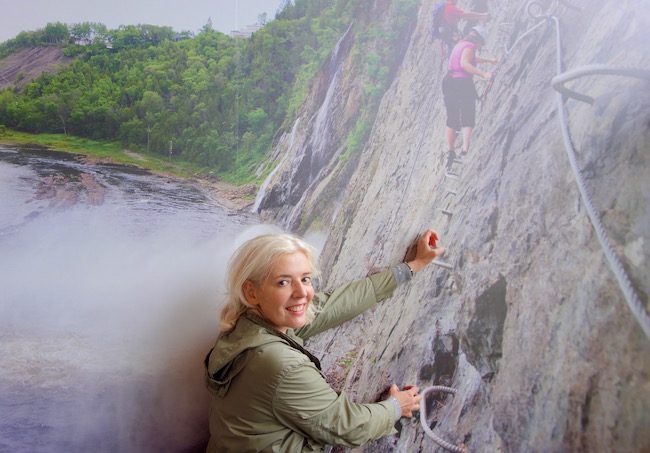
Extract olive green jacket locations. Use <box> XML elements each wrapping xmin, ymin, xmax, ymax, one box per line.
<box><xmin>205</xmin><ymin>268</ymin><xmax>406</xmax><ymax>452</ymax></box>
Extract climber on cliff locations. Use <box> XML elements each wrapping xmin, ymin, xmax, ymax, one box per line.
<box><xmin>204</xmin><ymin>229</ymin><xmax>445</xmax><ymax>451</ymax></box>
<box><xmin>433</xmin><ymin>0</ymin><xmax>491</xmax><ymax>56</ymax></box>
<box><xmin>460</xmin><ymin>0</ymin><xmax>490</xmax><ymax>36</ymax></box>
<box><xmin>441</xmin><ymin>25</ymin><xmax>497</xmax><ymax>169</ymax></box>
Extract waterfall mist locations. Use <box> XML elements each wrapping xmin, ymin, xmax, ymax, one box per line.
<box><xmin>0</xmin><ymin>205</ymin><xmax>281</xmax><ymax>452</ymax></box>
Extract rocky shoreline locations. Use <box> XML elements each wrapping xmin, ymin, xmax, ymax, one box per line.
<box><xmin>9</xmin><ymin>144</ymin><xmax>258</xmax><ymax>213</ymax></box>
<box><xmin>81</xmin><ymin>150</ymin><xmax>258</xmax><ymax>212</ymax></box>
<box><xmin>195</xmin><ymin>178</ymin><xmax>257</xmax><ymax>212</ymax></box>
<box><xmin>99</xmin><ymin>152</ymin><xmax>258</xmax><ymax>212</ymax></box>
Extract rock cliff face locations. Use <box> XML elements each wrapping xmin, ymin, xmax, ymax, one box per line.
<box><xmin>0</xmin><ymin>47</ymin><xmax>71</xmax><ymax>91</ymax></box>
<box><xmin>258</xmin><ymin>0</ymin><xmax>649</xmax><ymax>451</ymax></box>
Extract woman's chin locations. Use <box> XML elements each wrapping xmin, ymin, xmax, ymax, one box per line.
<box><xmin>284</xmin><ymin>313</ymin><xmax>308</xmax><ymax>331</ymax></box>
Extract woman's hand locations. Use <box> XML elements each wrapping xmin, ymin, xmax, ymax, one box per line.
<box><xmin>389</xmin><ymin>384</ymin><xmax>421</xmax><ymax>417</ymax></box>
<box><xmin>407</xmin><ymin>229</ymin><xmax>445</xmax><ymax>272</ymax></box>
<box><xmin>477</xmin><ymin>57</ymin><xmax>499</xmax><ymax>65</ymax></box>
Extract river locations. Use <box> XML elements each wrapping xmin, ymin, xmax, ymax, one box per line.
<box><xmin>0</xmin><ymin>145</ymin><xmax>261</xmax><ymax>452</ymax></box>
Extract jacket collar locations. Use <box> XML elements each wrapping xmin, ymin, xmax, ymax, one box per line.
<box><xmin>242</xmin><ymin>312</ymin><xmax>321</xmax><ymax>370</ymax></box>
<box><xmin>204</xmin><ymin>312</ymin><xmax>322</xmax><ymax>388</ymax></box>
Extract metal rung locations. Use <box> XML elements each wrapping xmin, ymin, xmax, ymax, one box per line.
<box><xmin>441</xmin><ymin>209</ymin><xmax>453</xmax><ymax>216</ymax></box>
<box><xmin>433</xmin><ymin>260</ymin><xmax>453</xmax><ymax>270</ymax></box>
<box><xmin>445</xmin><ymin>189</ymin><xmax>458</xmax><ymax>196</ymax></box>
<box><xmin>445</xmin><ymin>172</ymin><xmax>460</xmax><ymax>180</ymax></box>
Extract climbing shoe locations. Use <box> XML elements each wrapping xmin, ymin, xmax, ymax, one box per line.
<box><xmin>445</xmin><ymin>150</ymin><xmax>456</xmax><ymax>172</ymax></box>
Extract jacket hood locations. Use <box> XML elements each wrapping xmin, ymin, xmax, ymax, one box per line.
<box><xmin>205</xmin><ymin>315</ymin><xmax>284</xmax><ymax>396</ymax></box>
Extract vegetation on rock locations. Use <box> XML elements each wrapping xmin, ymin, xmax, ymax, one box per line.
<box><xmin>0</xmin><ymin>0</ymin><xmax>355</xmax><ymax>183</ymax></box>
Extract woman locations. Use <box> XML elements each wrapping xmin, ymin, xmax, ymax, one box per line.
<box><xmin>204</xmin><ymin>230</ymin><xmax>444</xmax><ymax>452</ymax></box>
<box><xmin>442</xmin><ymin>25</ymin><xmax>496</xmax><ymax>168</ymax></box>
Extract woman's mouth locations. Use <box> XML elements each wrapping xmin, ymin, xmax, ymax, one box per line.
<box><xmin>286</xmin><ymin>304</ymin><xmax>305</xmax><ymax>314</ymax></box>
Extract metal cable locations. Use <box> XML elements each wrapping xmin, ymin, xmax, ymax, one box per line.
<box><xmin>549</xmin><ymin>16</ymin><xmax>650</xmax><ymax>340</ymax></box>
<box><xmin>552</xmin><ymin>65</ymin><xmax>650</xmax><ymax>104</ymax></box>
<box><xmin>504</xmin><ymin>15</ymin><xmax>549</xmax><ymax>55</ymax></box>
<box><xmin>419</xmin><ymin>385</ymin><xmax>466</xmax><ymax>453</ymax></box>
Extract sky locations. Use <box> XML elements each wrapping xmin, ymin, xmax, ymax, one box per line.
<box><xmin>0</xmin><ymin>0</ymin><xmax>286</xmax><ymax>43</ymax></box>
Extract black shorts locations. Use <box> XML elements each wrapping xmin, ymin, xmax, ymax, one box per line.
<box><xmin>442</xmin><ymin>76</ymin><xmax>478</xmax><ymax>130</ymax></box>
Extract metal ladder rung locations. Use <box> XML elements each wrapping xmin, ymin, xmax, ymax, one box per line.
<box><xmin>432</xmin><ymin>260</ymin><xmax>453</xmax><ymax>270</ymax></box>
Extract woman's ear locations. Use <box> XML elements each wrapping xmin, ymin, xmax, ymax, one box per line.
<box><xmin>242</xmin><ymin>280</ymin><xmax>258</xmax><ymax>305</ymax></box>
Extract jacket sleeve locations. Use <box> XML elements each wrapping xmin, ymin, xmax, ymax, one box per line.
<box><xmin>272</xmin><ymin>360</ymin><xmax>398</xmax><ymax>447</ymax></box>
<box><xmin>295</xmin><ymin>266</ymin><xmax>409</xmax><ymax>340</ymax></box>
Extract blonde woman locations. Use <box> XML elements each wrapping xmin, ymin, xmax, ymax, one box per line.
<box><xmin>205</xmin><ymin>229</ymin><xmax>444</xmax><ymax>452</ymax></box>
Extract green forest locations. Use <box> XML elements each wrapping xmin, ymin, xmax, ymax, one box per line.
<box><xmin>0</xmin><ymin>0</ymin><xmax>418</xmax><ymax>183</ymax></box>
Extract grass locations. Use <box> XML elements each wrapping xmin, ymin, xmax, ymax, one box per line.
<box><xmin>218</xmin><ymin>152</ymin><xmax>264</xmax><ymax>186</ymax></box>
<box><xmin>337</xmin><ymin>350</ymin><xmax>358</xmax><ymax>370</ymax></box>
<box><xmin>340</xmin><ymin>116</ymin><xmax>369</xmax><ymax>164</ymax></box>
<box><xmin>0</xmin><ymin>128</ymin><xmax>231</xmax><ymax>181</ymax></box>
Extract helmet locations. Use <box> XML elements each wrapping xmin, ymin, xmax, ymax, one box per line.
<box><xmin>471</xmin><ymin>25</ymin><xmax>488</xmax><ymax>43</ymax></box>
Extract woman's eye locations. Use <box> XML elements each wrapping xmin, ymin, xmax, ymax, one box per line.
<box><xmin>278</xmin><ymin>280</ymin><xmax>289</xmax><ymax>287</ymax></box>
<box><xmin>302</xmin><ymin>276</ymin><xmax>312</xmax><ymax>285</ymax></box>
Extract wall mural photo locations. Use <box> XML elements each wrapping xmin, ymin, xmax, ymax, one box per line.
<box><xmin>0</xmin><ymin>0</ymin><xmax>648</xmax><ymax>451</ymax></box>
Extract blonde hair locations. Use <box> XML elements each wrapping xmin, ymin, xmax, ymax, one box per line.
<box><xmin>219</xmin><ymin>233</ymin><xmax>320</xmax><ymax>333</ymax></box>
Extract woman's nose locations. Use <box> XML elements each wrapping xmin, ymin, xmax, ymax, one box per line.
<box><xmin>292</xmin><ymin>281</ymin><xmax>308</xmax><ymax>297</ymax></box>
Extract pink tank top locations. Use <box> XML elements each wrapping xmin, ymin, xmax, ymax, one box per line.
<box><xmin>448</xmin><ymin>40</ymin><xmax>476</xmax><ymax>78</ymax></box>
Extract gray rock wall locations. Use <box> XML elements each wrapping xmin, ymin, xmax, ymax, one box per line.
<box><xmin>259</xmin><ymin>0</ymin><xmax>650</xmax><ymax>450</ymax></box>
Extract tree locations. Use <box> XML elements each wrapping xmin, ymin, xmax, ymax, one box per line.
<box><xmin>42</xmin><ymin>88</ymin><xmax>81</xmax><ymax>134</ymax></box>
<box><xmin>258</xmin><ymin>13</ymin><xmax>268</xmax><ymax>25</ymax></box>
<box><xmin>203</xmin><ymin>17</ymin><xmax>214</xmax><ymax>33</ymax></box>
<box><xmin>246</xmin><ymin>108</ymin><xmax>268</xmax><ymax>132</ymax></box>
<box><xmin>137</xmin><ymin>91</ymin><xmax>164</xmax><ymax>152</ymax></box>
<box><xmin>70</xmin><ymin>23</ymin><xmax>92</xmax><ymax>45</ymax></box>
<box><xmin>41</xmin><ymin>22</ymin><xmax>69</xmax><ymax>45</ymax></box>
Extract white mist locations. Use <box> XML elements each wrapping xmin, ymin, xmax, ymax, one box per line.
<box><xmin>0</xmin><ymin>204</ymin><xmax>280</xmax><ymax>452</ymax></box>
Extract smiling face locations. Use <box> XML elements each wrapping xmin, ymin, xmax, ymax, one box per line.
<box><xmin>243</xmin><ymin>252</ymin><xmax>315</xmax><ymax>333</ymax></box>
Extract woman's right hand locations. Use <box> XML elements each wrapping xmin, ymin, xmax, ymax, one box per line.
<box><xmin>407</xmin><ymin>229</ymin><xmax>445</xmax><ymax>272</ymax></box>
<box><xmin>389</xmin><ymin>384</ymin><xmax>421</xmax><ymax>418</ymax></box>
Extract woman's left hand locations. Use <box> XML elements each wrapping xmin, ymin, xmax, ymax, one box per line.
<box><xmin>407</xmin><ymin>229</ymin><xmax>445</xmax><ymax>272</ymax></box>
<box><xmin>389</xmin><ymin>384</ymin><xmax>421</xmax><ymax>418</ymax></box>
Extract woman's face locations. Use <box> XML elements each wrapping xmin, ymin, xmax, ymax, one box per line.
<box><xmin>244</xmin><ymin>252</ymin><xmax>315</xmax><ymax>333</ymax></box>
